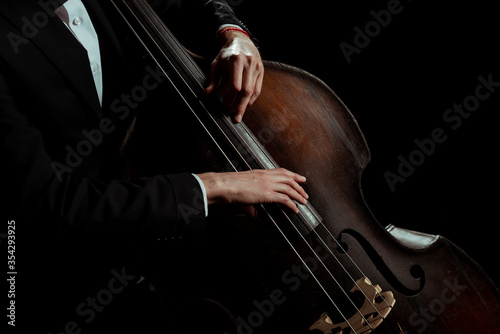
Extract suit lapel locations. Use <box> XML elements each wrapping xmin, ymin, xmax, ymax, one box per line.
<box><xmin>1</xmin><ymin>0</ymin><xmax>102</xmax><ymax>118</ymax></box>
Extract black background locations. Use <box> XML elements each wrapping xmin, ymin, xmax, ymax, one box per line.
<box><xmin>231</xmin><ymin>0</ymin><xmax>499</xmax><ymax>284</ymax></box>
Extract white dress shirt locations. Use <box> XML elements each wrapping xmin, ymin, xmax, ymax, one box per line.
<box><xmin>55</xmin><ymin>0</ymin><xmax>103</xmax><ymax>106</ymax></box>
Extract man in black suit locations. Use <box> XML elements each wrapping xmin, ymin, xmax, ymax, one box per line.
<box><xmin>0</xmin><ymin>0</ymin><xmax>308</xmax><ymax>332</ymax></box>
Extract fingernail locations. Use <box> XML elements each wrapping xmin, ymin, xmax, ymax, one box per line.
<box><xmin>234</xmin><ymin>115</ymin><xmax>243</xmax><ymax>123</ymax></box>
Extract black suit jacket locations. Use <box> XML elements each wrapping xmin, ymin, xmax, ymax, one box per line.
<box><xmin>0</xmin><ymin>0</ymin><xmax>249</xmax><ymax>331</ymax></box>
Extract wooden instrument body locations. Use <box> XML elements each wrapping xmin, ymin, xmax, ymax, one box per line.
<box><xmin>239</xmin><ymin>62</ymin><xmax>500</xmax><ymax>333</ymax></box>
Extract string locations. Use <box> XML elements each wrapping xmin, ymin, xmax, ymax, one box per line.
<box><xmin>112</xmin><ymin>1</ymin><xmax>396</xmax><ymax>332</ymax></box>
<box><xmin>259</xmin><ymin>206</ymin><xmax>360</xmax><ymax>333</ymax></box>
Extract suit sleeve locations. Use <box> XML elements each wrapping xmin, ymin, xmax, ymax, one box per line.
<box><xmin>197</xmin><ymin>0</ymin><xmax>250</xmax><ymax>33</ymax></box>
<box><xmin>148</xmin><ymin>0</ymin><xmax>255</xmax><ymax>56</ymax></box>
<box><xmin>148</xmin><ymin>0</ymin><xmax>248</xmax><ymax>30</ymax></box>
<box><xmin>0</xmin><ymin>70</ymin><xmax>205</xmax><ymax>241</ymax></box>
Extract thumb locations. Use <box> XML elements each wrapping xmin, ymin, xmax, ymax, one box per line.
<box><xmin>240</xmin><ymin>205</ymin><xmax>258</xmax><ymax>219</ymax></box>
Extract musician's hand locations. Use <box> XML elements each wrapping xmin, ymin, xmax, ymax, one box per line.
<box><xmin>197</xmin><ymin>168</ymin><xmax>308</xmax><ymax>218</ymax></box>
<box><xmin>205</xmin><ymin>30</ymin><xmax>264</xmax><ymax>123</ymax></box>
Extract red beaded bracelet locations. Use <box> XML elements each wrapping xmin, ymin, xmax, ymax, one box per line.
<box><xmin>218</xmin><ymin>27</ymin><xmax>250</xmax><ymax>39</ymax></box>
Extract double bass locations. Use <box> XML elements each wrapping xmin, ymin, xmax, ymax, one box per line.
<box><xmin>110</xmin><ymin>1</ymin><xmax>500</xmax><ymax>333</ymax></box>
